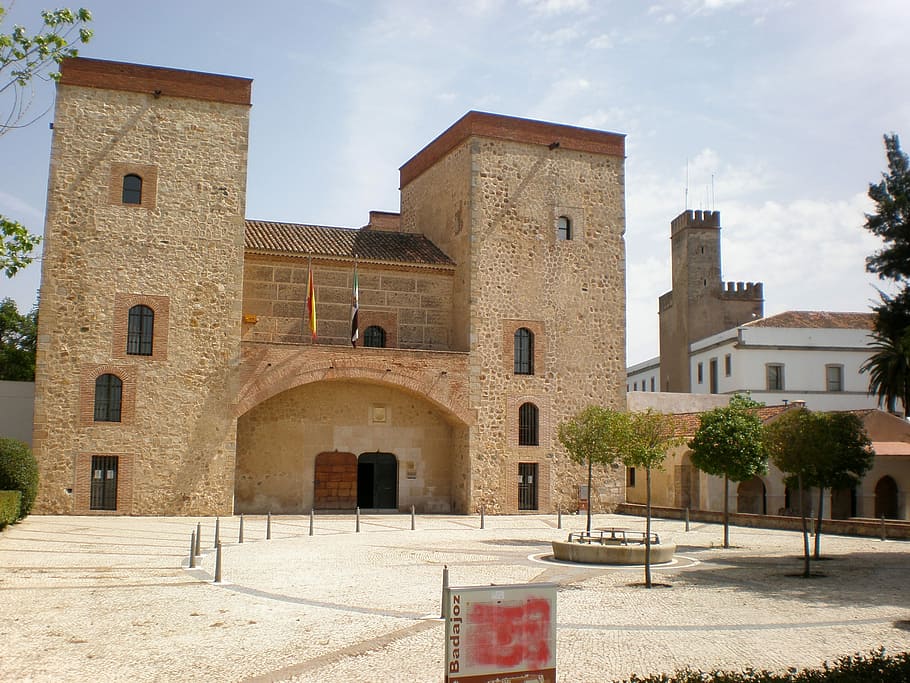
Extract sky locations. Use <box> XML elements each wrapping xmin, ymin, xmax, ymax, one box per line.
<box><xmin>2</xmin><ymin>0</ymin><xmax>908</xmax><ymax>364</ymax></box>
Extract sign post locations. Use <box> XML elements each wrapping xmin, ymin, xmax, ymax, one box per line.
<box><xmin>444</xmin><ymin>582</ymin><xmax>557</xmax><ymax>683</ymax></box>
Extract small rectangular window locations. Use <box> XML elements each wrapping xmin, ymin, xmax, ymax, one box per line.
<box><xmin>650</xmin><ymin>377</ymin><xmax>655</xmax><ymax>392</ymax></box>
<box><xmin>766</xmin><ymin>364</ymin><xmax>784</xmax><ymax>391</ymax></box>
<box><xmin>826</xmin><ymin>365</ymin><xmax>843</xmax><ymax>392</ymax></box>
<box><xmin>697</xmin><ymin>362</ymin><xmax>704</xmax><ymax>384</ymax></box>
<box><xmin>724</xmin><ymin>354</ymin><xmax>732</xmax><ymax>377</ymax></box>
<box><xmin>627</xmin><ymin>467</ymin><xmax>636</xmax><ymax>487</ymax></box>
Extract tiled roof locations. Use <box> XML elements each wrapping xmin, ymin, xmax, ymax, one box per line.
<box><xmin>871</xmin><ymin>441</ymin><xmax>910</xmax><ymax>456</ymax></box>
<box><xmin>666</xmin><ymin>404</ymin><xmax>792</xmax><ymax>438</ymax></box>
<box><xmin>244</xmin><ymin>221</ymin><xmax>455</xmax><ymax>267</ymax></box>
<box><xmin>746</xmin><ymin>311</ymin><xmax>874</xmax><ymax>330</ymax></box>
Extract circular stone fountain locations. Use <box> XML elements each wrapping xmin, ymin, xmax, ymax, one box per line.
<box><xmin>551</xmin><ymin>528</ymin><xmax>676</xmax><ymax>565</ymax></box>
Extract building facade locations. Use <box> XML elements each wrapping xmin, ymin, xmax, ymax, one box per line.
<box><xmin>32</xmin><ymin>58</ymin><xmax>627</xmax><ymax>516</ymax></box>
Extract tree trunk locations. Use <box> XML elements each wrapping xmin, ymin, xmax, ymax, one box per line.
<box><xmin>814</xmin><ymin>487</ymin><xmax>824</xmax><ymax>559</ymax></box>
<box><xmin>586</xmin><ymin>456</ymin><xmax>593</xmax><ymax>535</ymax></box>
<box><xmin>798</xmin><ymin>474</ymin><xmax>810</xmax><ymax>578</ymax></box>
<box><xmin>645</xmin><ymin>466</ymin><xmax>652</xmax><ymax>589</ymax></box>
<box><xmin>723</xmin><ymin>475</ymin><xmax>730</xmax><ymax>548</ymax></box>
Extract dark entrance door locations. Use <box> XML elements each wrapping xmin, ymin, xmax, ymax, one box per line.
<box><xmin>357</xmin><ymin>452</ymin><xmax>397</xmax><ymax>509</ymax></box>
<box><xmin>90</xmin><ymin>455</ymin><xmax>118</xmax><ymax>511</ymax></box>
<box><xmin>875</xmin><ymin>476</ymin><xmax>899</xmax><ymax>519</ymax></box>
<box><xmin>518</xmin><ymin>462</ymin><xmax>538</xmax><ymax>510</ymax></box>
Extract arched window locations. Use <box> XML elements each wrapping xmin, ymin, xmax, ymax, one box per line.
<box><xmin>557</xmin><ymin>215</ymin><xmax>572</xmax><ymax>241</ymax></box>
<box><xmin>127</xmin><ymin>305</ymin><xmax>154</xmax><ymax>356</ymax></box>
<box><xmin>514</xmin><ymin>327</ymin><xmax>534</xmax><ymax>375</ymax></box>
<box><xmin>122</xmin><ymin>174</ymin><xmax>143</xmax><ymax>204</ymax></box>
<box><xmin>518</xmin><ymin>402</ymin><xmax>539</xmax><ymax>446</ymax></box>
<box><xmin>94</xmin><ymin>374</ymin><xmax>123</xmax><ymax>422</ymax></box>
<box><xmin>364</xmin><ymin>325</ymin><xmax>386</xmax><ymax>348</ymax></box>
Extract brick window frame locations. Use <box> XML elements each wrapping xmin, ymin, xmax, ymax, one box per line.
<box><xmin>73</xmin><ymin>452</ymin><xmax>134</xmax><ymax>514</ymax></box>
<box><xmin>80</xmin><ymin>364</ymin><xmax>137</xmax><ymax>426</ymax></box>
<box><xmin>507</xmin><ymin>393</ymin><xmax>550</xmax><ymax>448</ymax></box>
<box><xmin>113</xmin><ymin>293</ymin><xmax>169</xmax><ymax>361</ymax></box>
<box><xmin>109</xmin><ymin>162</ymin><xmax>158</xmax><ymax>210</ymax></box>
<box><xmin>503</xmin><ymin>320</ymin><xmax>545</xmax><ymax>376</ymax></box>
<box><xmin>358</xmin><ymin>310</ymin><xmax>398</xmax><ymax>348</ymax></box>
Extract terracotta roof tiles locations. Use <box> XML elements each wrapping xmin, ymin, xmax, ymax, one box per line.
<box><xmin>746</xmin><ymin>311</ymin><xmax>874</xmax><ymax>330</ymax></box>
<box><xmin>664</xmin><ymin>404</ymin><xmax>793</xmax><ymax>438</ymax></box>
<box><xmin>245</xmin><ymin>221</ymin><xmax>454</xmax><ymax>268</ymax></box>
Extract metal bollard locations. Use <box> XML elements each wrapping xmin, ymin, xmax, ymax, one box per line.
<box><xmin>214</xmin><ymin>517</ymin><xmax>220</xmax><ymax>547</ymax></box>
<box><xmin>881</xmin><ymin>514</ymin><xmax>887</xmax><ymax>541</ymax></box>
<box><xmin>195</xmin><ymin>522</ymin><xmax>201</xmax><ymax>557</ymax></box>
<box><xmin>189</xmin><ymin>531</ymin><xmax>196</xmax><ymax>569</ymax></box>
<box><xmin>557</xmin><ymin>508</ymin><xmax>562</xmax><ymax>530</ymax></box>
<box><xmin>239</xmin><ymin>514</ymin><xmax>244</xmax><ymax>543</ymax></box>
<box><xmin>214</xmin><ymin>541</ymin><xmax>222</xmax><ymax>583</ymax></box>
<box><xmin>411</xmin><ymin>505</ymin><xmax>416</xmax><ymax>531</ymax></box>
<box><xmin>267</xmin><ymin>511</ymin><xmax>272</xmax><ymax>540</ymax></box>
<box><xmin>356</xmin><ymin>507</ymin><xmax>361</xmax><ymax>533</ymax></box>
<box><xmin>309</xmin><ymin>508</ymin><xmax>314</xmax><ymax>536</ymax></box>
<box><xmin>480</xmin><ymin>505</ymin><xmax>485</xmax><ymax>529</ymax></box>
<box><xmin>685</xmin><ymin>507</ymin><xmax>690</xmax><ymax>532</ymax></box>
<box><xmin>441</xmin><ymin>564</ymin><xmax>449</xmax><ymax>619</ymax></box>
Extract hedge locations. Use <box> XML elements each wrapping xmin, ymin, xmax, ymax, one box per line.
<box><xmin>616</xmin><ymin>649</ymin><xmax>910</xmax><ymax>682</ymax></box>
<box><xmin>0</xmin><ymin>437</ymin><xmax>39</xmax><ymax>519</ymax></box>
<box><xmin>0</xmin><ymin>490</ymin><xmax>21</xmax><ymax>529</ymax></box>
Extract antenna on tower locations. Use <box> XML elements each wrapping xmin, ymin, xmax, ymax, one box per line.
<box><xmin>711</xmin><ymin>173</ymin><xmax>716</xmax><ymax>211</ymax></box>
<box><xmin>684</xmin><ymin>158</ymin><xmax>689</xmax><ymax>209</ymax></box>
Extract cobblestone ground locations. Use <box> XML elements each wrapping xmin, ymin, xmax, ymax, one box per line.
<box><xmin>1</xmin><ymin>513</ymin><xmax>908</xmax><ymax>682</ymax></box>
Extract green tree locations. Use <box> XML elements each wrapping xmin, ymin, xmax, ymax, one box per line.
<box><xmin>764</xmin><ymin>408</ymin><xmax>821</xmax><ymax>577</ymax></box>
<box><xmin>1</xmin><ymin>3</ymin><xmax>93</xmax><ymax>276</ymax></box>
<box><xmin>0</xmin><ymin>436</ymin><xmax>39</xmax><ymax>519</ymax></box>
<box><xmin>619</xmin><ymin>409</ymin><xmax>680</xmax><ymax>588</ymax></box>
<box><xmin>862</xmin><ymin>133</ymin><xmax>910</xmax><ymax>414</ymax></box>
<box><xmin>557</xmin><ymin>405</ymin><xmax>624</xmax><ymax>535</ymax></box>
<box><xmin>808</xmin><ymin>411</ymin><xmax>874</xmax><ymax>559</ymax></box>
<box><xmin>0</xmin><ymin>297</ymin><xmax>37</xmax><ymax>380</ymax></box>
<box><xmin>688</xmin><ymin>394</ymin><xmax>768</xmax><ymax>549</ymax></box>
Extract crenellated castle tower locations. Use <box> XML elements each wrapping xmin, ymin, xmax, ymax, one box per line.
<box><xmin>658</xmin><ymin>210</ymin><xmax>763</xmax><ymax>392</ymax></box>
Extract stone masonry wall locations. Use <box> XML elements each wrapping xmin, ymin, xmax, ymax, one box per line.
<box><xmin>33</xmin><ymin>77</ymin><xmax>250</xmax><ymax>516</ymax></box>
<box><xmin>241</xmin><ymin>255</ymin><xmax>454</xmax><ymax>350</ymax></box>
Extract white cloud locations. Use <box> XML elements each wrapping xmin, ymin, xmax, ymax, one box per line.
<box><xmin>520</xmin><ymin>0</ymin><xmax>591</xmax><ymax>15</ymax></box>
<box><xmin>586</xmin><ymin>33</ymin><xmax>613</xmax><ymax>49</ymax></box>
<box><xmin>530</xmin><ymin>26</ymin><xmax>582</xmax><ymax>45</ymax></box>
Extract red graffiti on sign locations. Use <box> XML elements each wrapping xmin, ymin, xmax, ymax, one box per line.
<box><xmin>465</xmin><ymin>598</ymin><xmax>551</xmax><ymax>669</ymax></box>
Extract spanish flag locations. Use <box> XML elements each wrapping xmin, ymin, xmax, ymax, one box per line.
<box><xmin>351</xmin><ymin>263</ymin><xmax>359</xmax><ymax>347</ymax></box>
<box><xmin>306</xmin><ymin>258</ymin><xmax>317</xmax><ymax>341</ymax></box>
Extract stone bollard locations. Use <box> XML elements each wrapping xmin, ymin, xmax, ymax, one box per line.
<box><xmin>685</xmin><ymin>507</ymin><xmax>690</xmax><ymax>532</ymax></box>
<box><xmin>309</xmin><ymin>508</ymin><xmax>314</xmax><ymax>537</ymax></box>
<box><xmin>441</xmin><ymin>564</ymin><xmax>449</xmax><ymax>619</ymax></box>
<box><xmin>557</xmin><ymin>508</ymin><xmax>562</xmax><ymax>530</ymax></box>
<box><xmin>267</xmin><ymin>511</ymin><xmax>272</xmax><ymax>540</ymax></box>
<box><xmin>195</xmin><ymin>522</ymin><xmax>201</xmax><ymax>557</ymax></box>
<box><xmin>411</xmin><ymin>505</ymin><xmax>416</xmax><ymax>531</ymax></box>
<box><xmin>881</xmin><ymin>514</ymin><xmax>887</xmax><ymax>541</ymax></box>
<box><xmin>214</xmin><ymin>517</ymin><xmax>220</xmax><ymax>548</ymax></box>
<box><xmin>356</xmin><ymin>507</ymin><xmax>361</xmax><ymax>533</ymax></box>
<box><xmin>480</xmin><ymin>505</ymin><xmax>485</xmax><ymax>530</ymax></box>
<box><xmin>214</xmin><ymin>541</ymin><xmax>223</xmax><ymax>583</ymax></box>
<box><xmin>189</xmin><ymin>531</ymin><xmax>196</xmax><ymax>569</ymax></box>
<box><xmin>239</xmin><ymin>514</ymin><xmax>244</xmax><ymax>544</ymax></box>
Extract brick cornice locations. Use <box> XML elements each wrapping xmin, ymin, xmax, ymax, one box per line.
<box><xmin>60</xmin><ymin>57</ymin><xmax>252</xmax><ymax>106</ymax></box>
<box><xmin>400</xmin><ymin>111</ymin><xmax>625</xmax><ymax>188</ymax></box>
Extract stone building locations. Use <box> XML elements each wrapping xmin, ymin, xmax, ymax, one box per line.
<box><xmin>32</xmin><ymin>57</ymin><xmax>627</xmax><ymax>516</ymax></box>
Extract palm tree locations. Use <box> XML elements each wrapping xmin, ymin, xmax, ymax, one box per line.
<box><xmin>861</xmin><ymin>329</ymin><xmax>910</xmax><ymax>415</ymax></box>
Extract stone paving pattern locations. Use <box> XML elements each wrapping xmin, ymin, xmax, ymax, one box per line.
<box><xmin>1</xmin><ymin>513</ymin><xmax>908</xmax><ymax>682</ymax></box>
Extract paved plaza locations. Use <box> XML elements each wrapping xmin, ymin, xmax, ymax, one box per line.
<box><xmin>1</xmin><ymin>512</ymin><xmax>908</xmax><ymax>682</ymax></box>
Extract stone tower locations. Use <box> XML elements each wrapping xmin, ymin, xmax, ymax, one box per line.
<box><xmin>658</xmin><ymin>210</ymin><xmax>763</xmax><ymax>392</ymax></box>
<box><xmin>399</xmin><ymin>112</ymin><xmax>627</xmax><ymax>512</ymax></box>
<box><xmin>32</xmin><ymin>59</ymin><xmax>252</xmax><ymax>514</ymax></box>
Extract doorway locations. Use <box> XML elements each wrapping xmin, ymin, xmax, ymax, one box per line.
<box><xmin>90</xmin><ymin>455</ymin><xmax>118</xmax><ymax>511</ymax></box>
<box><xmin>357</xmin><ymin>452</ymin><xmax>398</xmax><ymax>509</ymax></box>
<box><xmin>518</xmin><ymin>462</ymin><xmax>539</xmax><ymax>511</ymax></box>
<box><xmin>875</xmin><ymin>476</ymin><xmax>899</xmax><ymax>519</ymax></box>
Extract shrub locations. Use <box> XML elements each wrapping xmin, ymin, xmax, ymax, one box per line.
<box><xmin>0</xmin><ymin>490</ymin><xmax>22</xmax><ymax>528</ymax></box>
<box><xmin>617</xmin><ymin>649</ymin><xmax>910</xmax><ymax>682</ymax></box>
<box><xmin>0</xmin><ymin>437</ymin><xmax>39</xmax><ymax>519</ymax></box>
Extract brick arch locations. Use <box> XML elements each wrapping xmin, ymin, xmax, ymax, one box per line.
<box><xmin>233</xmin><ymin>350</ymin><xmax>473</xmax><ymax>426</ymax></box>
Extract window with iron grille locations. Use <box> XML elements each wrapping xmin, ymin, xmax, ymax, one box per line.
<box><xmin>94</xmin><ymin>374</ymin><xmax>123</xmax><ymax>422</ymax></box>
<box><xmin>122</xmin><ymin>174</ymin><xmax>142</xmax><ymax>204</ymax></box>
<box><xmin>364</xmin><ymin>325</ymin><xmax>386</xmax><ymax>348</ymax></box>
<box><xmin>518</xmin><ymin>462</ymin><xmax>538</xmax><ymax>510</ymax></box>
<box><xmin>514</xmin><ymin>328</ymin><xmax>534</xmax><ymax>375</ymax></box>
<box><xmin>90</xmin><ymin>455</ymin><xmax>118</xmax><ymax>511</ymax></box>
<box><xmin>518</xmin><ymin>402</ymin><xmax>539</xmax><ymax>446</ymax></box>
<box><xmin>127</xmin><ymin>305</ymin><xmax>154</xmax><ymax>356</ymax></box>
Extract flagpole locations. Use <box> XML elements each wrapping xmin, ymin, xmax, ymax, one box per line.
<box><xmin>351</xmin><ymin>258</ymin><xmax>359</xmax><ymax>348</ymax></box>
<box><xmin>306</xmin><ymin>254</ymin><xmax>317</xmax><ymax>343</ymax></box>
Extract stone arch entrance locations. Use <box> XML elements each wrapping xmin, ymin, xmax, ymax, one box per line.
<box><xmin>737</xmin><ymin>476</ymin><xmax>766</xmax><ymax>514</ymax></box>
<box><xmin>357</xmin><ymin>452</ymin><xmax>398</xmax><ymax>510</ymax></box>
<box><xmin>875</xmin><ymin>476</ymin><xmax>899</xmax><ymax>519</ymax></box>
